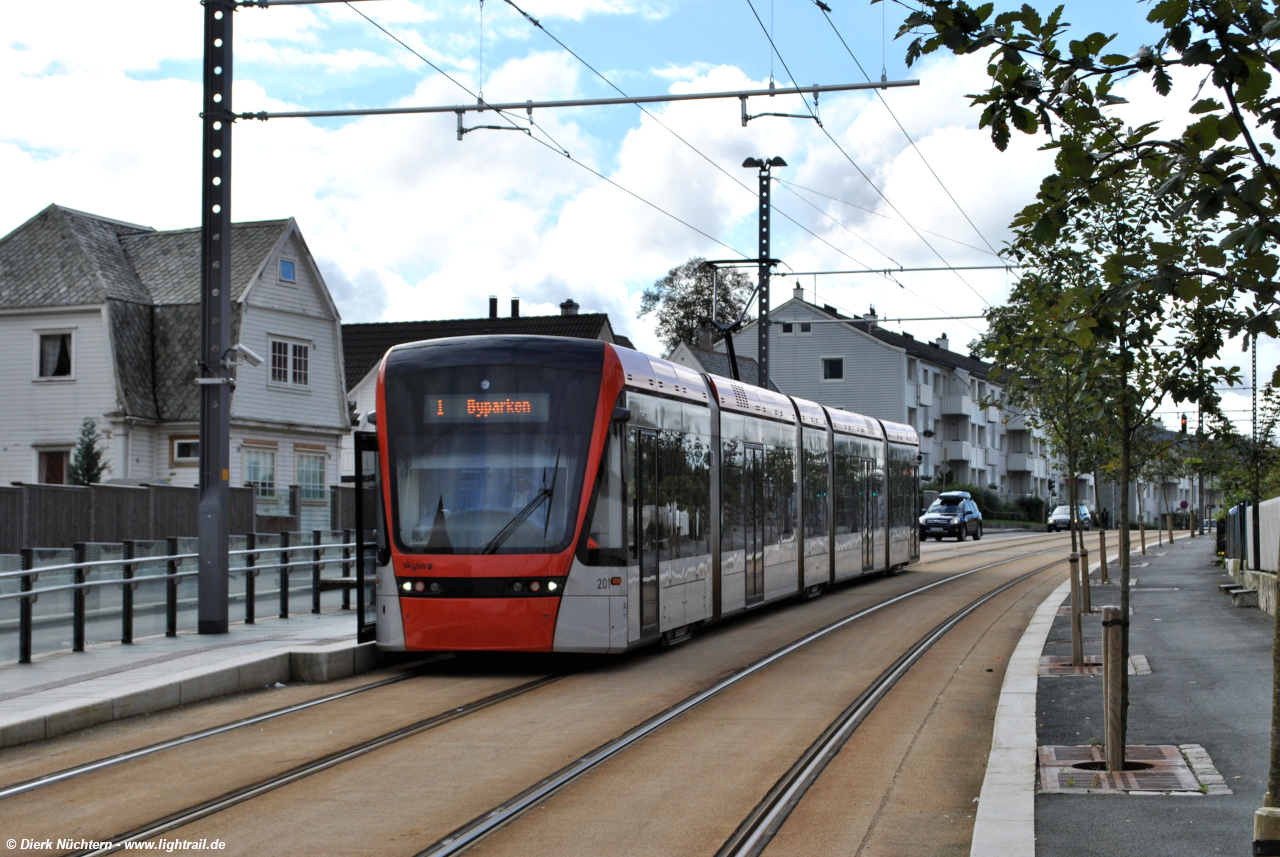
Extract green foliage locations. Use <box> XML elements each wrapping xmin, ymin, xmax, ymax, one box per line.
<box><xmin>67</xmin><ymin>417</ymin><xmax>109</xmax><ymax>486</ymax></box>
<box><xmin>639</xmin><ymin>257</ymin><xmax>755</xmax><ymax>355</ymax></box>
<box><xmin>887</xmin><ymin>0</ymin><xmax>1280</xmax><ymax>350</ymax></box>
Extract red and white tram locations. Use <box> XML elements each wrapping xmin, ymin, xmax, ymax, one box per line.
<box><xmin>368</xmin><ymin>335</ymin><xmax>919</xmax><ymax>653</ymax></box>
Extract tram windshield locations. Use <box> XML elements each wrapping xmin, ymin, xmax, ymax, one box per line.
<box><xmin>384</xmin><ymin>351</ymin><xmax>601</xmax><ymax>555</ymax></box>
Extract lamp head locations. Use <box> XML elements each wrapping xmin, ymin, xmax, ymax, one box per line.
<box><xmin>742</xmin><ymin>157</ymin><xmax>764</xmax><ymax>168</ymax></box>
<box><xmin>767</xmin><ymin>156</ymin><xmax>788</xmax><ymax>167</ymax></box>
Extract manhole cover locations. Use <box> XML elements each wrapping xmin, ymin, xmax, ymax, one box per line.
<box><xmin>1038</xmin><ymin>745</ymin><xmax>1201</xmax><ymax>793</ymax></box>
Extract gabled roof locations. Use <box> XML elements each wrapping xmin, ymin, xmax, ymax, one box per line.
<box><xmin>0</xmin><ymin>205</ymin><xmax>155</xmax><ymax>308</ymax></box>
<box><xmin>119</xmin><ymin>219</ymin><xmax>291</xmax><ymax>305</ymax></box>
<box><xmin>342</xmin><ymin>314</ymin><xmax>618</xmax><ymax>392</ymax></box>
<box><xmin>668</xmin><ymin>343</ymin><xmax>781</xmax><ymax>392</ymax></box>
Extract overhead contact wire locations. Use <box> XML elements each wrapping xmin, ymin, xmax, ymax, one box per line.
<box><xmin>344</xmin><ymin>2</ymin><xmax>749</xmax><ymax>259</ymax></box>
<box><xmin>742</xmin><ymin>0</ymin><xmax>992</xmax><ymax>308</ymax></box>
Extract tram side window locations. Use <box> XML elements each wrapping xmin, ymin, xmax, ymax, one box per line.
<box><xmin>760</xmin><ymin>418</ymin><xmax>796</xmax><ymax>545</ymax></box>
<box><xmin>832</xmin><ymin>437</ymin><xmax>857</xmax><ymax>536</ymax></box>
<box><xmin>581</xmin><ymin>416</ymin><xmax>627</xmax><ymax>565</ymax></box>
<box><xmin>802</xmin><ymin>427</ymin><xmax>829</xmax><ymax>540</ymax></box>
<box><xmin>721</xmin><ymin>425</ymin><xmax>745</xmax><ymax>554</ymax></box>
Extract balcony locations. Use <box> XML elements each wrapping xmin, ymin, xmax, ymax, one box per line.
<box><xmin>943</xmin><ymin>440</ymin><xmax>972</xmax><ymax>462</ymax></box>
<box><xmin>1004</xmin><ymin>412</ymin><xmax>1030</xmax><ymax>430</ymax></box>
<box><xmin>1007</xmin><ymin>453</ymin><xmax>1034</xmax><ymax>472</ymax></box>
<box><xmin>973</xmin><ymin>447</ymin><xmax>987</xmax><ymax>469</ymax></box>
<box><xmin>939</xmin><ymin>394</ymin><xmax>974</xmax><ymax>416</ymax></box>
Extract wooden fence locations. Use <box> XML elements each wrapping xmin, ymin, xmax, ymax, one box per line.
<box><xmin>0</xmin><ymin>483</ymin><xmax>256</xmax><ymax>552</ymax></box>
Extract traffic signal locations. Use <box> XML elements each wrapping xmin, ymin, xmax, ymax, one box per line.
<box><xmin>1181</xmin><ymin>413</ymin><xmax>1187</xmax><ymax>435</ymax></box>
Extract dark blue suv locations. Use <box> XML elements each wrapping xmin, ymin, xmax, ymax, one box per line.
<box><xmin>920</xmin><ymin>492</ymin><xmax>984</xmax><ymax>541</ymax></box>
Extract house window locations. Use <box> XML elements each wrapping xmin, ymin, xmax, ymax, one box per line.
<box><xmin>39</xmin><ymin>450</ymin><xmax>69</xmax><ymax>484</ymax></box>
<box><xmin>269</xmin><ymin>339</ymin><xmax>310</xmax><ymax>388</ymax></box>
<box><xmin>297</xmin><ymin>452</ymin><xmax>326</xmax><ymax>501</ymax></box>
<box><xmin>822</xmin><ymin>358</ymin><xmax>844</xmax><ymax>380</ymax></box>
<box><xmin>292</xmin><ymin>343</ymin><xmax>309</xmax><ymax>386</ymax></box>
<box><xmin>907</xmin><ymin>359</ymin><xmax>917</xmax><ymax>382</ymax></box>
<box><xmin>800</xmin><ymin>322</ymin><xmax>812</xmax><ymax>334</ymax></box>
<box><xmin>978</xmin><ymin>426</ymin><xmax>986</xmax><ymax>447</ymax></box>
<box><xmin>280</xmin><ymin>259</ymin><xmax>296</xmax><ymax>282</ymax></box>
<box><xmin>171</xmin><ymin>436</ymin><xmax>199</xmax><ymax>466</ymax></box>
<box><xmin>37</xmin><ymin>332</ymin><xmax>73</xmax><ymax>379</ymax></box>
<box><xmin>782</xmin><ymin>322</ymin><xmax>793</xmax><ymax>334</ymax></box>
<box><xmin>243</xmin><ymin>448</ymin><xmax>277</xmax><ymax>498</ymax></box>
<box><xmin>907</xmin><ymin>407</ymin><xmax>918</xmax><ymax>428</ymax></box>
<box><xmin>921</xmin><ymin>368</ymin><xmax>930</xmax><ymax>386</ymax></box>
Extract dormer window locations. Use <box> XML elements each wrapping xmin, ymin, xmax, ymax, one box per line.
<box><xmin>280</xmin><ymin>259</ymin><xmax>296</xmax><ymax>282</ymax></box>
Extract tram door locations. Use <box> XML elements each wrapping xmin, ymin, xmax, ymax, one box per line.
<box><xmin>637</xmin><ymin>431</ymin><xmax>660</xmax><ymax>637</ymax></box>
<box><xmin>861</xmin><ymin>459</ymin><xmax>876</xmax><ymax>571</ymax></box>
<box><xmin>745</xmin><ymin>445</ymin><xmax>765</xmax><ymax>606</ymax></box>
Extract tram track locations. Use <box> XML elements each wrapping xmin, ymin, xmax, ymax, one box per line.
<box><xmin>30</xmin><ymin>539</ymin><xmax>1068</xmax><ymax>857</ymax></box>
<box><xmin>411</xmin><ymin>549</ymin><xmax>1066</xmax><ymax>857</ymax></box>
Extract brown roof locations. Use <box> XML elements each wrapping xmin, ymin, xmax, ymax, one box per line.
<box><xmin>342</xmin><ymin>314</ymin><xmax>617</xmax><ymax>391</ymax></box>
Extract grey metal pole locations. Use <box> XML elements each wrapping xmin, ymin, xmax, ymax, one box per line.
<box><xmin>756</xmin><ymin>162</ymin><xmax>774</xmax><ymax>390</ymax></box>
<box><xmin>198</xmin><ymin>0</ymin><xmax>233</xmax><ymax>634</ymax></box>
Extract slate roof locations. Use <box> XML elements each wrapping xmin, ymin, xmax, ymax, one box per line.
<box><xmin>0</xmin><ymin>205</ymin><xmax>154</xmax><ymax>309</ymax></box>
<box><xmin>0</xmin><ymin>205</ymin><xmax>293</xmax><ymax>421</ymax></box>
<box><xmin>342</xmin><ymin>314</ymin><xmax>619</xmax><ymax>391</ymax></box>
<box><xmin>120</xmin><ymin>221</ymin><xmax>289</xmax><ymax>305</ymax></box>
<box><xmin>675</xmin><ymin>345</ymin><xmax>780</xmax><ymax>392</ymax></box>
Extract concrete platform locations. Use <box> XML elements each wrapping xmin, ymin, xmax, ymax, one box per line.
<box><xmin>0</xmin><ymin>611</ymin><xmax>380</xmax><ymax>748</ymax></box>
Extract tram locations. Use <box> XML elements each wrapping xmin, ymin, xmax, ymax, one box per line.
<box><xmin>367</xmin><ymin>335</ymin><xmax>919</xmax><ymax>653</ymax></box>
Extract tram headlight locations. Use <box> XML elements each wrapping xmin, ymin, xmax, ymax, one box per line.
<box><xmin>547</xmin><ymin>581</ymin><xmax>558</xmax><ymax>592</ymax></box>
<box><xmin>401</xmin><ymin>582</ymin><xmax>412</xmax><ymax>592</ymax></box>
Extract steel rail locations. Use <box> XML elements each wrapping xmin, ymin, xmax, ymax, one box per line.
<box><xmin>412</xmin><ymin>546</ymin><xmax>1070</xmax><ymax>857</ymax></box>
<box><xmin>716</xmin><ymin>560</ymin><xmax>1060</xmax><ymax>857</ymax></box>
<box><xmin>70</xmin><ymin>674</ymin><xmax>566</xmax><ymax>857</ymax></box>
<box><xmin>0</xmin><ymin>662</ymin><xmax>448</xmax><ymax>799</ymax></box>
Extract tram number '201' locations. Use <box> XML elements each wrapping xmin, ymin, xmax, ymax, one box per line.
<box><xmin>597</xmin><ymin>578</ymin><xmax>611</xmax><ymax>589</ymax></box>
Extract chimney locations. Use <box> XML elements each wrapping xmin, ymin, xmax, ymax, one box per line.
<box><xmin>511</xmin><ymin>297</ymin><xmax>520</xmax><ymax>318</ymax></box>
<box><xmin>866</xmin><ymin>304</ymin><xmax>877</xmax><ymax>329</ymax></box>
<box><xmin>560</xmin><ymin>298</ymin><xmax>579</xmax><ymax>316</ymax></box>
<box><xmin>489</xmin><ymin>295</ymin><xmax>498</xmax><ymax>319</ymax></box>
<box><xmin>698</xmin><ymin>324</ymin><xmax>713</xmax><ymax>350</ymax></box>
<box><xmin>793</xmin><ymin>282</ymin><xmax>804</xmax><ymax>301</ymax></box>
<box><xmin>936</xmin><ymin>332</ymin><xmax>950</xmax><ymax>351</ymax></box>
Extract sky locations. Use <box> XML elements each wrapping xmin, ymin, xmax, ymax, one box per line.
<box><xmin>0</xmin><ymin>0</ymin><xmax>1268</xmax><ymax>432</ymax></box>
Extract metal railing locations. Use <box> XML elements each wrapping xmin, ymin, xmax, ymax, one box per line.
<box><xmin>0</xmin><ymin>530</ymin><xmax>374</xmax><ymax>665</ymax></box>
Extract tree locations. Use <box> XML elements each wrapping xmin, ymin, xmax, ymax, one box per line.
<box><xmin>888</xmin><ymin>1</ymin><xmax>1280</xmax><ymax>357</ymax></box>
<box><xmin>983</xmin><ymin>157</ymin><xmax>1235</xmax><ymax>770</ymax></box>
<box><xmin>640</xmin><ymin>257</ymin><xmax>754</xmax><ymax>355</ymax></box>
<box><xmin>67</xmin><ymin>417</ymin><xmax>109</xmax><ymax>486</ymax></box>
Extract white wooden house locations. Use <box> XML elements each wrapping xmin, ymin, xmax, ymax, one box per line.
<box><xmin>0</xmin><ymin>204</ymin><xmax>349</xmax><ymax>529</ymax></box>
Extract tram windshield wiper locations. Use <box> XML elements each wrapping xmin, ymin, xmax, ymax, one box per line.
<box><xmin>481</xmin><ymin>449</ymin><xmax>562</xmax><ymax>555</ymax></box>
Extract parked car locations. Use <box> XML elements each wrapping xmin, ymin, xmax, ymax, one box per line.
<box><xmin>1047</xmin><ymin>505</ymin><xmax>1092</xmax><ymax>532</ymax></box>
<box><xmin>920</xmin><ymin>492</ymin><xmax>983</xmax><ymax>541</ymax></box>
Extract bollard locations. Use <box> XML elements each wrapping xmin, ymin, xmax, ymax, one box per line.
<box><xmin>1255</xmin><ymin>807</ymin><xmax>1280</xmax><ymax>856</ymax></box>
<box><xmin>312</xmin><ymin>530</ymin><xmax>323</xmax><ymax>615</ymax></box>
<box><xmin>1099</xmin><ymin>529</ymin><xmax>1109</xmax><ymax>584</ymax></box>
<box><xmin>73</xmin><ymin>543</ymin><xmax>87</xmax><ymax>653</ymax></box>
<box><xmin>245</xmin><ymin>533</ymin><xmax>257</xmax><ymax>625</ymax></box>
<box><xmin>19</xmin><ymin>548</ymin><xmax>35</xmax><ymax>665</ymax></box>
<box><xmin>166</xmin><ymin>537</ymin><xmax>179</xmax><ymax>637</ymax></box>
<box><xmin>1069</xmin><ymin>552</ymin><xmax>1083</xmax><ymax>667</ymax></box>
<box><xmin>1168</xmin><ymin>512</ymin><xmax>1174</xmax><ymax>546</ymax></box>
<box><xmin>121</xmin><ymin>540</ymin><xmax>136</xmax><ymax>645</ymax></box>
<box><xmin>279</xmin><ymin>531</ymin><xmax>291</xmax><ymax>620</ymax></box>
<box><xmin>1102</xmin><ymin>605</ymin><xmax>1124</xmax><ymax>771</ymax></box>
<box><xmin>1158</xmin><ymin>518</ymin><xmax>1163</xmax><ymax>547</ymax></box>
<box><xmin>1080</xmin><ymin>547</ymin><xmax>1092</xmax><ymax>613</ymax></box>
<box><xmin>1141</xmin><ymin>521</ymin><xmax>1147</xmax><ymax>554</ymax></box>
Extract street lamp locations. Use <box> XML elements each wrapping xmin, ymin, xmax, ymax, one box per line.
<box><xmin>742</xmin><ymin>156</ymin><xmax>786</xmax><ymax>389</ymax></box>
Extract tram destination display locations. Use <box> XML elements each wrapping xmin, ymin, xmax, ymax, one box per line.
<box><xmin>425</xmin><ymin>393</ymin><xmax>551</xmax><ymax>423</ymax></box>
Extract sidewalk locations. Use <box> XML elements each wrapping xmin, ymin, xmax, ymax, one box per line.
<box><xmin>0</xmin><ymin>611</ymin><xmax>377</xmax><ymax>749</ymax></box>
<box><xmin>1033</xmin><ymin>536</ymin><xmax>1271</xmax><ymax>855</ymax></box>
